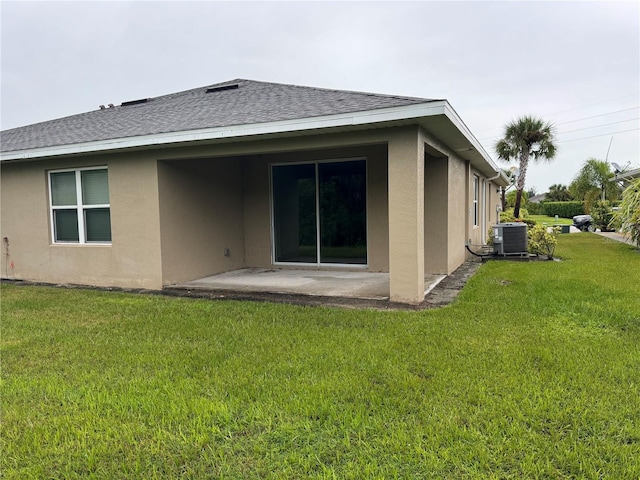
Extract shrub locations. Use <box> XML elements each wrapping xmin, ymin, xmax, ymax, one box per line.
<box><xmin>528</xmin><ymin>224</ymin><xmax>560</xmax><ymax>259</ymax></box>
<box><xmin>500</xmin><ymin>207</ymin><xmax>529</xmax><ymax>221</ymax></box>
<box><xmin>500</xmin><ymin>208</ymin><xmax>516</xmax><ymax>223</ymax></box>
<box><xmin>500</xmin><ymin>208</ymin><xmax>535</xmax><ymax>228</ymax></box>
<box><xmin>505</xmin><ymin>190</ymin><xmax>531</xmax><ymax>209</ymax></box>
<box><xmin>591</xmin><ymin>201</ymin><xmax>615</xmax><ymax>232</ymax></box>
<box><xmin>542</xmin><ymin>201</ymin><xmax>585</xmax><ymax>218</ymax></box>
<box><xmin>612</xmin><ymin>178</ymin><xmax>640</xmax><ymax>247</ymax></box>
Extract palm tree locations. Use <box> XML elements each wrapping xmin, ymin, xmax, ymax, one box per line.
<box><xmin>612</xmin><ymin>178</ymin><xmax>640</xmax><ymax>247</ymax></box>
<box><xmin>546</xmin><ymin>183</ymin><xmax>573</xmax><ymax>202</ymax></box>
<box><xmin>569</xmin><ymin>158</ymin><xmax>620</xmax><ymax>212</ymax></box>
<box><xmin>495</xmin><ymin>116</ymin><xmax>557</xmax><ymax>218</ymax></box>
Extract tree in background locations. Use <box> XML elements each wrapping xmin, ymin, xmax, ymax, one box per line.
<box><xmin>546</xmin><ymin>184</ymin><xmax>573</xmax><ymax>202</ymax></box>
<box><xmin>612</xmin><ymin>178</ymin><xmax>640</xmax><ymax>247</ymax></box>
<box><xmin>506</xmin><ymin>189</ymin><xmax>529</xmax><ymax>208</ymax></box>
<box><xmin>496</xmin><ymin>116</ymin><xmax>557</xmax><ymax>218</ymax></box>
<box><xmin>500</xmin><ymin>167</ymin><xmax>517</xmax><ymax>211</ymax></box>
<box><xmin>569</xmin><ymin>158</ymin><xmax>620</xmax><ymax>213</ymax></box>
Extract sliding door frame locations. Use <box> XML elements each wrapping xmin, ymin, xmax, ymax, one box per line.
<box><xmin>269</xmin><ymin>157</ymin><xmax>368</xmax><ymax>268</ymax></box>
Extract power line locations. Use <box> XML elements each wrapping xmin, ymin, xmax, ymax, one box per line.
<box><xmin>478</xmin><ymin>107</ymin><xmax>640</xmax><ymax>141</ymax></box>
<box><xmin>558</xmin><ymin>117</ymin><xmax>640</xmax><ymax>135</ymax></box>
<box><xmin>474</xmin><ymin>92</ymin><xmax>640</xmax><ymax>134</ymax></box>
<box><xmin>544</xmin><ymin>93</ymin><xmax>640</xmax><ymax>118</ymax></box>
<box><xmin>555</xmin><ymin>127</ymin><xmax>639</xmax><ymax>143</ymax></box>
<box><xmin>554</xmin><ymin>106</ymin><xmax>639</xmax><ymax>126</ymax></box>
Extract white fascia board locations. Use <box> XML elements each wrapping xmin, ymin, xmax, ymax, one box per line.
<box><xmin>0</xmin><ymin>102</ymin><xmax>447</xmax><ymax>162</ymax></box>
<box><xmin>442</xmin><ymin>103</ymin><xmax>508</xmax><ymax>182</ymax></box>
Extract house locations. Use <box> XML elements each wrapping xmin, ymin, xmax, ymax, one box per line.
<box><xmin>529</xmin><ymin>193</ymin><xmax>547</xmax><ymax>204</ymax></box>
<box><xmin>612</xmin><ymin>166</ymin><xmax>640</xmax><ymax>186</ymax></box>
<box><xmin>0</xmin><ymin>79</ymin><xmax>508</xmax><ymax>304</ymax></box>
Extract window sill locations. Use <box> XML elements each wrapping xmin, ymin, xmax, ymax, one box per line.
<box><xmin>51</xmin><ymin>242</ymin><xmax>112</xmax><ymax>247</ymax></box>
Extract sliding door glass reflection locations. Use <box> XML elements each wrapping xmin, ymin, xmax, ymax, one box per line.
<box><xmin>272</xmin><ymin>164</ymin><xmax>317</xmax><ymax>263</ymax></box>
<box><xmin>319</xmin><ymin>161</ymin><xmax>366</xmax><ymax>264</ymax></box>
<box><xmin>272</xmin><ymin>160</ymin><xmax>366</xmax><ymax>265</ymax></box>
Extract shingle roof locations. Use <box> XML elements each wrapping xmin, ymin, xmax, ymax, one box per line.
<box><xmin>0</xmin><ymin>79</ymin><xmax>435</xmax><ymax>153</ymax></box>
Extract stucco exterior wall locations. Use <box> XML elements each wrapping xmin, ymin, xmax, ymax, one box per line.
<box><xmin>482</xmin><ymin>178</ymin><xmax>501</xmax><ymax>240</ymax></box>
<box><xmin>152</xmin><ymin>134</ymin><xmax>390</xmax><ymax>281</ymax></box>
<box><xmin>367</xmin><ymin>147</ymin><xmax>389</xmax><ymax>272</ymax></box>
<box><xmin>388</xmin><ymin>126</ymin><xmax>425</xmax><ymax>303</ymax></box>
<box><xmin>241</xmin><ymin>147</ymin><xmax>390</xmax><ymax>271</ymax></box>
<box><xmin>242</xmin><ymin>156</ymin><xmax>272</xmax><ymax>269</ymax></box>
<box><xmin>240</xmin><ymin>144</ymin><xmax>389</xmax><ymax>272</ymax></box>
<box><xmin>1</xmin><ymin>124</ymin><xmax>502</xmax><ymax>299</ymax></box>
<box><xmin>469</xmin><ymin>167</ymin><xmax>483</xmax><ymax>247</ymax></box>
<box><xmin>420</xmin><ymin>129</ymin><xmax>478</xmax><ymax>275</ymax></box>
<box><xmin>157</xmin><ymin>158</ymin><xmax>245</xmax><ymax>284</ymax></box>
<box><xmin>447</xmin><ymin>155</ymin><xmax>468</xmax><ymax>273</ymax></box>
<box><xmin>467</xmin><ymin>170</ymin><xmax>503</xmax><ymax>248</ymax></box>
<box><xmin>487</xmin><ymin>180</ymin><xmax>501</xmax><ymax>226</ymax></box>
<box><xmin>0</xmin><ymin>154</ymin><xmax>163</xmax><ymax>288</ymax></box>
<box><xmin>424</xmin><ymin>153</ymin><xmax>449</xmax><ymax>274</ymax></box>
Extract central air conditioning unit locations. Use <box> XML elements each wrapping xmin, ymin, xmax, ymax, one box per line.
<box><xmin>492</xmin><ymin>222</ymin><xmax>528</xmax><ymax>256</ymax></box>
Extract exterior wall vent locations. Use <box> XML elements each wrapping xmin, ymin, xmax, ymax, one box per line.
<box><xmin>121</xmin><ymin>98</ymin><xmax>149</xmax><ymax>107</ymax></box>
<box><xmin>206</xmin><ymin>84</ymin><xmax>239</xmax><ymax>93</ymax></box>
<box><xmin>492</xmin><ymin>223</ymin><xmax>528</xmax><ymax>256</ymax></box>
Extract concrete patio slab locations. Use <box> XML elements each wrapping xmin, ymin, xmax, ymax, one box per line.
<box><xmin>171</xmin><ymin>268</ymin><xmax>446</xmax><ymax>301</ymax></box>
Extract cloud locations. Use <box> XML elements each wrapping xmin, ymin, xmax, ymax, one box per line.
<box><xmin>1</xmin><ymin>1</ymin><xmax>638</xmax><ymax>190</ymax></box>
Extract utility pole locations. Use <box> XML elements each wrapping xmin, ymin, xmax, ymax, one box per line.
<box><xmin>604</xmin><ymin>136</ymin><xmax>613</xmax><ymax>200</ymax></box>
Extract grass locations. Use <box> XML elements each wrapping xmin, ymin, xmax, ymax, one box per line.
<box><xmin>2</xmin><ymin>234</ymin><xmax>639</xmax><ymax>478</ymax></box>
<box><xmin>529</xmin><ymin>214</ymin><xmax>573</xmax><ymax>225</ymax></box>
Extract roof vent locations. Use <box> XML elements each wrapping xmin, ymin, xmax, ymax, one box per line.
<box><xmin>121</xmin><ymin>98</ymin><xmax>149</xmax><ymax>107</ymax></box>
<box><xmin>206</xmin><ymin>84</ymin><xmax>239</xmax><ymax>93</ymax></box>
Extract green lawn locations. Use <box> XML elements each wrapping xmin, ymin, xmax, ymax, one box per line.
<box><xmin>529</xmin><ymin>214</ymin><xmax>573</xmax><ymax>225</ymax></box>
<box><xmin>2</xmin><ymin>234</ymin><xmax>639</xmax><ymax>479</ymax></box>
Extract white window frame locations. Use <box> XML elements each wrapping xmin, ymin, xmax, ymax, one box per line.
<box><xmin>473</xmin><ymin>175</ymin><xmax>480</xmax><ymax>227</ymax></box>
<box><xmin>48</xmin><ymin>166</ymin><xmax>111</xmax><ymax>245</ymax></box>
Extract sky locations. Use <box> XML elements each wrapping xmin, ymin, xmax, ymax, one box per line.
<box><xmin>1</xmin><ymin>1</ymin><xmax>638</xmax><ymax>192</ymax></box>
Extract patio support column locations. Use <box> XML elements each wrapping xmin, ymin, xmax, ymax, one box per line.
<box><xmin>388</xmin><ymin>127</ymin><xmax>425</xmax><ymax>304</ymax></box>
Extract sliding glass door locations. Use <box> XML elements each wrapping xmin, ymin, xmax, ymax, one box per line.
<box><xmin>272</xmin><ymin>163</ymin><xmax>317</xmax><ymax>263</ymax></box>
<box><xmin>272</xmin><ymin>159</ymin><xmax>366</xmax><ymax>265</ymax></box>
<box><xmin>318</xmin><ymin>160</ymin><xmax>367</xmax><ymax>264</ymax></box>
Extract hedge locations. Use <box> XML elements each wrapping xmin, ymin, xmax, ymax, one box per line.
<box><xmin>526</xmin><ymin>202</ymin><xmax>544</xmax><ymax>215</ymax></box>
<box><xmin>541</xmin><ymin>201</ymin><xmax>585</xmax><ymax>218</ymax></box>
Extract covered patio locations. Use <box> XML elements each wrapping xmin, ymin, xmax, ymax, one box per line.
<box><xmin>157</xmin><ymin>131</ymin><xmax>470</xmax><ymax>306</ymax></box>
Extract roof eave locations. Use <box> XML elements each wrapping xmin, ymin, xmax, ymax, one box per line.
<box><xmin>0</xmin><ymin>101</ymin><xmax>508</xmax><ymax>184</ymax></box>
<box><xmin>611</xmin><ymin>167</ymin><xmax>640</xmax><ymax>182</ymax></box>
<box><xmin>441</xmin><ymin>103</ymin><xmax>509</xmax><ymax>186</ymax></box>
<box><xmin>0</xmin><ymin>102</ymin><xmax>444</xmax><ymax>162</ymax></box>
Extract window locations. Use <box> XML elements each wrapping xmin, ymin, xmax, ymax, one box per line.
<box><xmin>271</xmin><ymin>159</ymin><xmax>367</xmax><ymax>265</ymax></box>
<box><xmin>473</xmin><ymin>175</ymin><xmax>480</xmax><ymax>227</ymax></box>
<box><xmin>49</xmin><ymin>167</ymin><xmax>111</xmax><ymax>244</ymax></box>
